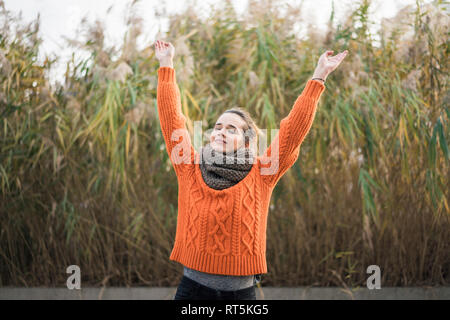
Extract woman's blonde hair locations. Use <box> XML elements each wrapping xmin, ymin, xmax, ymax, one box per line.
<box><xmin>222</xmin><ymin>107</ymin><xmax>263</xmax><ymax>156</ymax></box>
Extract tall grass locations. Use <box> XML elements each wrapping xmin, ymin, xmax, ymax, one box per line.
<box><xmin>0</xmin><ymin>0</ymin><xmax>448</xmax><ymax>287</ymax></box>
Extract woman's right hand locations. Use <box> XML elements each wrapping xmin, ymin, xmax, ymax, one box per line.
<box><xmin>312</xmin><ymin>50</ymin><xmax>348</xmax><ymax>81</ymax></box>
<box><xmin>154</xmin><ymin>40</ymin><xmax>175</xmax><ymax>67</ymax></box>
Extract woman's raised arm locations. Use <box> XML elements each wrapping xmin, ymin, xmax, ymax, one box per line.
<box><xmin>259</xmin><ymin>49</ymin><xmax>348</xmax><ymax>187</ymax></box>
<box><xmin>155</xmin><ymin>40</ymin><xmax>196</xmax><ymax>177</ymax></box>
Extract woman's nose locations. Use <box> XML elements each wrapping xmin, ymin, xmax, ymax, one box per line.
<box><xmin>217</xmin><ymin>128</ymin><xmax>227</xmax><ymax>136</ymax></box>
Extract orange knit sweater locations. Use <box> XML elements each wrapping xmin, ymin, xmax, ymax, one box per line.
<box><xmin>157</xmin><ymin>67</ymin><xmax>325</xmax><ymax>276</ymax></box>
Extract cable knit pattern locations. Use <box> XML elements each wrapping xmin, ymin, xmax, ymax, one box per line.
<box><xmin>185</xmin><ymin>181</ymin><xmax>205</xmax><ymax>251</ymax></box>
<box><xmin>241</xmin><ymin>174</ymin><xmax>256</xmax><ymax>256</ymax></box>
<box><xmin>157</xmin><ymin>67</ymin><xmax>325</xmax><ymax>275</ymax></box>
<box><xmin>207</xmin><ymin>193</ymin><xmax>232</xmax><ymax>255</ymax></box>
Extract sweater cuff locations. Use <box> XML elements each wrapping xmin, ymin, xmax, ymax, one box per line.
<box><xmin>302</xmin><ymin>79</ymin><xmax>325</xmax><ymax>100</ymax></box>
<box><xmin>158</xmin><ymin>67</ymin><xmax>176</xmax><ymax>82</ymax></box>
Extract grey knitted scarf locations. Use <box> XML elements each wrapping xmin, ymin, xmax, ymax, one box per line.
<box><xmin>199</xmin><ymin>143</ymin><xmax>255</xmax><ymax>190</ymax></box>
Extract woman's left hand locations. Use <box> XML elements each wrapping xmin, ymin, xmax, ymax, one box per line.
<box><xmin>312</xmin><ymin>50</ymin><xmax>349</xmax><ymax>81</ymax></box>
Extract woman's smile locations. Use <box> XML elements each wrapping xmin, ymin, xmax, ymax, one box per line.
<box><xmin>215</xmin><ymin>138</ymin><xmax>226</xmax><ymax>144</ymax></box>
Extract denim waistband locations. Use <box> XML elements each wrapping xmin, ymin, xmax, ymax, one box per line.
<box><xmin>180</xmin><ymin>274</ymin><xmax>256</xmax><ymax>299</ymax></box>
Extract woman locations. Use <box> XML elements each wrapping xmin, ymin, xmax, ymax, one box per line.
<box><xmin>154</xmin><ymin>39</ymin><xmax>348</xmax><ymax>300</ymax></box>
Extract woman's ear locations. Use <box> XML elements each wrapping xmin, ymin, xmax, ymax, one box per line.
<box><xmin>245</xmin><ymin>140</ymin><xmax>254</xmax><ymax>153</ymax></box>
<box><xmin>244</xmin><ymin>137</ymin><xmax>250</xmax><ymax>148</ymax></box>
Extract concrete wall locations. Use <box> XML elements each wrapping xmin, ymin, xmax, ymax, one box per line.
<box><xmin>1</xmin><ymin>287</ymin><xmax>449</xmax><ymax>300</ymax></box>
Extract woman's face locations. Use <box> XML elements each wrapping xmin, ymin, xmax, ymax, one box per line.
<box><xmin>210</xmin><ymin>112</ymin><xmax>247</xmax><ymax>153</ymax></box>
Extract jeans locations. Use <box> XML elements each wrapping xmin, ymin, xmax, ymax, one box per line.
<box><xmin>174</xmin><ymin>275</ymin><xmax>257</xmax><ymax>300</ymax></box>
